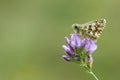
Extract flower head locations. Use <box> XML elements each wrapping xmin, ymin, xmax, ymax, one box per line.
<box><xmin>62</xmin><ymin>34</ymin><xmax>97</xmax><ymax>62</ymax></box>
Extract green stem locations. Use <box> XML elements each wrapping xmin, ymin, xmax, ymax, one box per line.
<box><xmin>89</xmin><ymin>71</ymin><xmax>99</xmax><ymax>80</ymax></box>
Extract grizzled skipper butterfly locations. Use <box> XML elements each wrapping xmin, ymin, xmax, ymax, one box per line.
<box><xmin>72</xmin><ymin>19</ymin><xmax>106</xmax><ymax>42</ymax></box>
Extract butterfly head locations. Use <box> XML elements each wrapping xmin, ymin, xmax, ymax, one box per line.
<box><xmin>72</xmin><ymin>24</ymin><xmax>80</xmax><ymax>34</ymax></box>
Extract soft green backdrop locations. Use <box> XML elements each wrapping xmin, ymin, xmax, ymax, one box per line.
<box><xmin>0</xmin><ymin>0</ymin><xmax>119</xmax><ymax>80</ymax></box>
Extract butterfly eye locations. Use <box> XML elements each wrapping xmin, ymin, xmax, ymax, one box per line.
<box><xmin>72</xmin><ymin>24</ymin><xmax>79</xmax><ymax>29</ymax></box>
<box><xmin>72</xmin><ymin>24</ymin><xmax>80</xmax><ymax>33</ymax></box>
<box><xmin>74</xmin><ymin>25</ymin><xmax>78</xmax><ymax>29</ymax></box>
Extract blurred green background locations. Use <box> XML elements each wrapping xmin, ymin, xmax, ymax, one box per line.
<box><xmin>0</xmin><ymin>0</ymin><xmax>119</xmax><ymax>80</ymax></box>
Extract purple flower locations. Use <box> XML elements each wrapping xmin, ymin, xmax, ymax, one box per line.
<box><xmin>82</xmin><ymin>38</ymin><xmax>97</xmax><ymax>54</ymax></box>
<box><xmin>62</xmin><ymin>34</ymin><xmax>97</xmax><ymax>62</ymax></box>
<box><xmin>62</xmin><ymin>33</ymin><xmax>99</xmax><ymax>79</ymax></box>
<box><xmin>62</xmin><ymin>34</ymin><xmax>81</xmax><ymax>61</ymax></box>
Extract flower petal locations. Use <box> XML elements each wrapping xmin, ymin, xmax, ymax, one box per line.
<box><xmin>65</xmin><ymin>37</ymin><xmax>70</xmax><ymax>46</ymax></box>
<box><xmin>88</xmin><ymin>40</ymin><xmax>97</xmax><ymax>54</ymax></box>
<box><xmin>70</xmin><ymin>34</ymin><xmax>81</xmax><ymax>49</ymax></box>
<box><xmin>82</xmin><ymin>38</ymin><xmax>97</xmax><ymax>54</ymax></box>
<box><xmin>62</xmin><ymin>45</ymin><xmax>72</xmax><ymax>56</ymax></box>
<box><xmin>74</xmin><ymin>34</ymin><xmax>81</xmax><ymax>48</ymax></box>
<box><xmin>62</xmin><ymin>55</ymin><xmax>71</xmax><ymax>61</ymax></box>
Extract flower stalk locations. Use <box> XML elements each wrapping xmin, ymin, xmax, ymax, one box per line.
<box><xmin>89</xmin><ymin>71</ymin><xmax>99</xmax><ymax>80</ymax></box>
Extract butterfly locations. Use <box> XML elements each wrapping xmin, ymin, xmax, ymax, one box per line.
<box><xmin>72</xmin><ymin>19</ymin><xmax>106</xmax><ymax>42</ymax></box>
